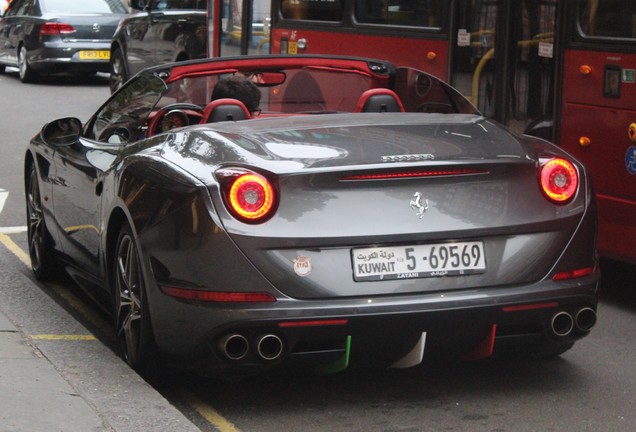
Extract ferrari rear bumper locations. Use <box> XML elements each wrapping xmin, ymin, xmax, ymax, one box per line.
<box><xmin>149</xmin><ymin>273</ymin><xmax>599</xmax><ymax>374</ymax></box>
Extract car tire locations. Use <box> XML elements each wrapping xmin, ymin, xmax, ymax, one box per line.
<box><xmin>109</xmin><ymin>48</ymin><xmax>128</xmax><ymax>93</ymax></box>
<box><xmin>113</xmin><ymin>222</ymin><xmax>159</xmax><ymax>376</ymax></box>
<box><xmin>18</xmin><ymin>45</ymin><xmax>38</xmax><ymax>83</ymax></box>
<box><xmin>26</xmin><ymin>163</ymin><xmax>58</xmax><ymax>280</ymax></box>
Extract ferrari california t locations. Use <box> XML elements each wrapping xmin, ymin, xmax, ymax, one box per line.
<box><xmin>24</xmin><ymin>55</ymin><xmax>599</xmax><ymax>376</ymax></box>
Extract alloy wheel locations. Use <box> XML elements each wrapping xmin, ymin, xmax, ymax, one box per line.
<box><xmin>114</xmin><ymin>230</ymin><xmax>144</xmax><ymax>366</ymax></box>
<box><xmin>26</xmin><ymin>168</ymin><xmax>45</xmax><ymax>275</ymax></box>
<box><xmin>18</xmin><ymin>45</ymin><xmax>35</xmax><ymax>83</ymax></box>
<box><xmin>109</xmin><ymin>50</ymin><xmax>128</xmax><ymax>93</ymax></box>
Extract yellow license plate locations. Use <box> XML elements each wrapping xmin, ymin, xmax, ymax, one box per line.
<box><xmin>287</xmin><ymin>41</ymin><xmax>298</xmax><ymax>55</ymax></box>
<box><xmin>79</xmin><ymin>50</ymin><xmax>110</xmax><ymax>60</ymax></box>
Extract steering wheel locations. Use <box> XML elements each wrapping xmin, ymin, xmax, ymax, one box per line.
<box><xmin>146</xmin><ymin>103</ymin><xmax>203</xmax><ymax>137</ymax></box>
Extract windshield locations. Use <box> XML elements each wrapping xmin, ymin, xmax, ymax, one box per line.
<box><xmin>88</xmin><ymin>74</ymin><xmax>169</xmax><ymax>143</ymax></box>
<box><xmin>42</xmin><ymin>0</ymin><xmax>128</xmax><ymax>14</ymax></box>
<box><xmin>395</xmin><ymin>67</ymin><xmax>479</xmax><ymax>115</ymax></box>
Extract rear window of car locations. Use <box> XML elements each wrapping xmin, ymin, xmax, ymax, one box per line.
<box><xmin>41</xmin><ymin>0</ymin><xmax>128</xmax><ymax>14</ymax></box>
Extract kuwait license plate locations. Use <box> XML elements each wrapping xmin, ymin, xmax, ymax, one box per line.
<box><xmin>352</xmin><ymin>241</ymin><xmax>486</xmax><ymax>281</ymax></box>
<box><xmin>79</xmin><ymin>50</ymin><xmax>110</xmax><ymax>60</ymax></box>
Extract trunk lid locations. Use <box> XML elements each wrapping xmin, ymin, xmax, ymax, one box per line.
<box><xmin>193</xmin><ymin>114</ymin><xmax>589</xmax><ymax>299</ymax></box>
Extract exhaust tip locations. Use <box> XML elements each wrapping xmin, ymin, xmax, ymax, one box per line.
<box><xmin>575</xmin><ymin>307</ymin><xmax>597</xmax><ymax>331</ymax></box>
<box><xmin>551</xmin><ymin>311</ymin><xmax>574</xmax><ymax>337</ymax></box>
<box><xmin>219</xmin><ymin>334</ymin><xmax>249</xmax><ymax>360</ymax></box>
<box><xmin>256</xmin><ymin>334</ymin><xmax>284</xmax><ymax>361</ymax></box>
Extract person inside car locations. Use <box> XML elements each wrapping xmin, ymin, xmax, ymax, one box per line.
<box><xmin>211</xmin><ymin>75</ymin><xmax>262</xmax><ymax>116</ymax></box>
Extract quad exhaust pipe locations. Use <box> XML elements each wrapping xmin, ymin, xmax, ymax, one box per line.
<box><xmin>551</xmin><ymin>311</ymin><xmax>574</xmax><ymax>337</ymax></box>
<box><xmin>219</xmin><ymin>334</ymin><xmax>249</xmax><ymax>360</ymax></box>
<box><xmin>256</xmin><ymin>334</ymin><xmax>284</xmax><ymax>361</ymax></box>
<box><xmin>550</xmin><ymin>307</ymin><xmax>597</xmax><ymax>337</ymax></box>
<box><xmin>218</xmin><ymin>333</ymin><xmax>284</xmax><ymax>362</ymax></box>
<box><xmin>575</xmin><ymin>307</ymin><xmax>597</xmax><ymax>332</ymax></box>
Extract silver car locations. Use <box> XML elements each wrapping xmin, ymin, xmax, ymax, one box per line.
<box><xmin>25</xmin><ymin>55</ymin><xmax>599</xmax><ymax>377</ymax></box>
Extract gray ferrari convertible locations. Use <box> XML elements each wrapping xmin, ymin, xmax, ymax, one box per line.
<box><xmin>24</xmin><ymin>55</ymin><xmax>599</xmax><ymax>376</ymax></box>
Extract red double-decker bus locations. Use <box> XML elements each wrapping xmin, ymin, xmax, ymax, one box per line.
<box><xmin>559</xmin><ymin>1</ymin><xmax>636</xmax><ymax>265</ymax></box>
<box><xmin>268</xmin><ymin>0</ymin><xmax>636</xmax><ymax>265</ymax></box>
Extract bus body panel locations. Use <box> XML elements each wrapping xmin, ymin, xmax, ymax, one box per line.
<box><xmin>270</xmin><ymin>28</ymin><xmax>449</xmax><ymax>80</ymax></box>
<box><xmin>560</xmin><ymin>49</ymin><xmax>636</xmax><ymax>264</ymax></box>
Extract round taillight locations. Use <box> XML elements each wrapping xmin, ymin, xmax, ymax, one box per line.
<box><xmin>228</xmin><ymin>173</ymin><xmax>275</xmax><ymax>221</ymax></box>
<box><xmin>540</xmin><ymin>158</ymin><xmax>578</xmax><ymax>203</ymax></box>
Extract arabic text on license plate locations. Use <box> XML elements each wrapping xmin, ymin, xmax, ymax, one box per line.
<box><xmin>79</xmin><ymin>50</ymin><xmax>110</xmax><ymax>60</ymax></box>
<box><xmin>352</xmin><ymin>241</ymin><xmax>486</xmax><ymax>281</ymax></box>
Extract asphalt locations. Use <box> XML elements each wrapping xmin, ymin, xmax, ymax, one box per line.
<box><xmin>0</xmin><ymin>257</ymin><xmax>202</xmax><ymax>432</ymax></box>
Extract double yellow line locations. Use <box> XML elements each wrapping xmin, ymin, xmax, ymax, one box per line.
<box><xmin>0</xmin><ymin>228</ymin><xmax>240</xmax><ymax>432</ymax></box>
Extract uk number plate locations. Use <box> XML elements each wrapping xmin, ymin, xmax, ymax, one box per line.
<box><xmin>352</xmin><ymin>241</ymin><xmax>486</xmax><ymax>281</ymax></box>
<box><xmin>79</xmin><ymin>50</ymin><xmax>110</xmax><ymax>60</ymax></box>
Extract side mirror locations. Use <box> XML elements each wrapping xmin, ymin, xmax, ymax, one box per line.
<box><xmin>40</xmin><ymin>117</ymin><xmax>82</xmax><ymax>147</ymax></box>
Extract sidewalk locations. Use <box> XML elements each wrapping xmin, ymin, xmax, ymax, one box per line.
<box><xmin>0</xmin><ymin>311</ymin><xmax>108</xmax><ymax>431</ymax></box>
<box><xmin>0</xmin><ymin>300</ymin><xmax>200</xmax><ymax>432</ymax></box>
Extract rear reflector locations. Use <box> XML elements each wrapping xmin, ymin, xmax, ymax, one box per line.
<box><xmin>160</xmin><ymin>286</ymin><xmax>276</xmax><ymax>302</ymax></box>
<box><xmin>278</xmin><ymin>319</ymin><xmax>348</xmax><ymax>328</ymax></box>
<box><xmin>502</xmin><ymin>302</ymin><xmax>559</xmax><ymax>313</ymax></box>
<box><xmin>552</xmin><ymin>267</ymin><xmax>594</xmax><ymax>281</ymax></box>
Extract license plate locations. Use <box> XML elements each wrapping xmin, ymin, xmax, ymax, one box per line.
<box><xmin>78</xmin><ymin>50</ymin><xmax>110</xmax><ymax>60</ymax></box>
<box><xmin>352</xmin><ymin>241</ymin><xmax>486</xmax><ymax>281</ymax></box>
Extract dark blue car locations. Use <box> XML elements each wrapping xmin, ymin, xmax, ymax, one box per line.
<box><xmin>0</xmin><ymin>0</ymin><xmax>127</xmax><ymax>83</ymax></box>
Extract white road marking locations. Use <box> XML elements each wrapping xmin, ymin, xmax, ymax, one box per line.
<box><xmin>0</xmin><ymin>226</ymin><xmax>27</xmax><ymax>234</ymax></box>
<box><xmin>0</xmin><ymin>189</ymin><xmax>7</xmax><ymax>213</ymax></box>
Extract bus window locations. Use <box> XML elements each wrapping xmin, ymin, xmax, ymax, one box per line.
<box><xmin>220</xmin><ymin>0</ymin><xmax>271</xmax><ymax>57</ymax></box>
<box><xmin>280</xmin><ymin>0</ymin><xmax>344</xmax><ymax>21</ymax></box>
<box><xmin>450</xmin><ymin>0</ymin><xmax>558</xmax><ymax>136</ymax></box>
<box><xmin>270</xmin><ymin>0</ymin><xmax>450</xmax><ymax>78</ymax></box>
<box><xmin>355</xmin><ymin>0</ymin><xmax>444</xmax><ymax>29</ymax></box>
<box><xmin>578</xmin><ymin>0</ymin><xmax>636</xmax><ymax>39</ymax></box>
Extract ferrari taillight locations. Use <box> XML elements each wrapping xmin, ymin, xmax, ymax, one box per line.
<box><xmin>539</xmin><ymin>158</ymin><xmax>578</xmax><ymax>204</ymax></box>
<box><xmin>218</xmin><ymin>170</ymin><xmax>276</xmax><ymax>223</ymax></box>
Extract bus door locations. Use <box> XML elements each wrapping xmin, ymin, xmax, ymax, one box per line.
<box><xmin>209</xmin><ymin>0</ymin><xmax>271</xmax><ymax>57</ymax></box>
<box><xmin>270</xmin><ymin>0</ymin><xmax>450</xmax><ymax>80</ymax></box>
<box><xmin>450</xmin><ymin>0</ymin><xmax>559</xmax><ymax>136</ymax></box>
<box><xmin>559</xmin><ymin>0</ymin><xmax>636</xmax><ymax>264</ymax></box>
